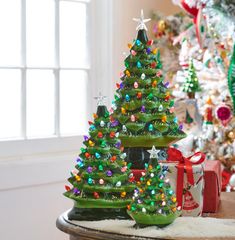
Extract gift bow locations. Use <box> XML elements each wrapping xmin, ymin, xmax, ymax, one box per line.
<box><xmin>167</xmin><ymin>147</ymin><xmax>205</xmax><ymax>208</ymax></box>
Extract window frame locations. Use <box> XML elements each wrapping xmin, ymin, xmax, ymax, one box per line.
<box><xmin>0</xmin><ymin>0</ymin><xmax>113</xmax><ymax>159</ymax></box>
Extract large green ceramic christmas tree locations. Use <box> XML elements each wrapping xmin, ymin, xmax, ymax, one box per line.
<box><xmin>127</xmin><ymin>146</ymin><xmax>181</xmax><ymax>227</ymax></box>
<box><xmin>64</xmin><ymin>94</ymin><xmax>135</xmax><ymax>220</ymax></box>
<box><xmin>111</xmin><ymin>11</ymin><xmax>186</xmax><ymax>168</ymax></box>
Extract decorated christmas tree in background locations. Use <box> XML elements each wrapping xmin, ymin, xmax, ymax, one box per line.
<box><xmin>127</xmin><ymin>146</ymin><xmax>181</xmax><ymax>227</ymax></box>
<box><xmin>111</xmin><ymin>10</ymin><xmax>186</xmax><ymax>169</ymax></box>
<box><xmin>171</xmin><ymin>0</ymin><xmax>235</xmax><ymax>189</ymax></box>
<box><xmin>64</xmin><ymin>95</ymin><xmax>135</xmax><ymax>220</ymax></box>
<box><xmin>185</xmin><ymin>109</ymin><xmax>194</xmax><ymax>124</ymax></box>
<box><xmin>152</xmin><ymin>10</ymin><xmax>192</xmax><ymax>81</ymax></box>
<box><xmin>182</xmin><ymin>59</ymin><xmax>201</xmax><ymax>99</ymax></box>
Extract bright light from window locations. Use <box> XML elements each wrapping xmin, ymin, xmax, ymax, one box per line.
<box><xmin>26</xmin><ymin>0</ymin><xmax>55</xmax><ymax>66</ymax></box>
<box><xmin>60</xmin><ymin>1</ymin><xmax>88</xmax><ymax>68</ymax></box>
<box><xmin>60</xmin><ymin>70</ymin><xmax>88</xmax><ymax>135</ymax></box>
<box><xmin>0</xmin><ymin>0</ymin><xmax>21</xmax><ymax>66</ymax></box>
<box><xmin>0</xmin><ymin>70</ymin><xmax>21</xmax><ymax>139</ymax></box>
<box><xmin>0</xmin><ymin>0</ymin><xmax>90</xmax><ymax>141</ymax></box>
<box><xmin>27</xmin><ymin>70</ymin><xmax>55</xmax><ymax>137</ymax></box>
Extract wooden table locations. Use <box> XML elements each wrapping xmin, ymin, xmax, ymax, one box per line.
<box><xmin>56</xmin><ymin>192</ymin><xmax>235</xmax><ymax>240</ymax></box>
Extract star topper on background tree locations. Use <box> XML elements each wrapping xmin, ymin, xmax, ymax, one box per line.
<box><xmin>94</xmin><ymin>92</ymin><xmax>107</xmax><ymax>106</ymax></box>
<box><xmin>133</xmin><ymin>9</ymin><xmax>151</xmax><ymax>31</ymax></box>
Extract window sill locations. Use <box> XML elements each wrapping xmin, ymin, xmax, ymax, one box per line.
<box><xmin>0</xmin><ymin>135</ymin><xmax>83</xmax><ymax>160</ymax></box>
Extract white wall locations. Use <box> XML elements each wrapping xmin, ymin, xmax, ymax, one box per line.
<box><xmin>0</xmin><ymin>151</ymin><xmax>77</xmax><ymax>240</ymax></box>
<box><xmin>0</xmin><ymin>1</ymin><xmax>181</xmax><ymax>240</ymax></box>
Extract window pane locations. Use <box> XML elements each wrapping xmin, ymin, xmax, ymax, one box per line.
<box><xmin>0</xmin><ymin>1</ymin><xmax>21</xmax><ymax>66</ymax></box>
<box><xmin>60</xmin><ymin>70</ymin><xmax>87</xmax><ymax>135</ymax></box>
<box><xmin>60</xmin><ymin>1</ymin><xmax>88</xmax><ymax>68</ymax></box>
<box><xmin>27</xmin><ymin>70</ymin><xmax>55</xmax><ymax>137</ymax></box>
<box><xmin>26</xmin><ymin>0</ymin><xmax>55</xmax><ymax>66</ymax></box>
<box><xmin>0</xmin><ymin>70</ymin><xmax>21</xmax><ymax>139</ymax></box>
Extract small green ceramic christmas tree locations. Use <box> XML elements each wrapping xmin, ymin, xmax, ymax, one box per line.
<box><xmin>111</xmin><ymin>10</ymin><xmax>186</xmax><ymax>149</ymax></box>
<box><xmin>182</xmin><ymin>59</ymin><xmax>201</xmax><ymax>99</ymax></box>
<box><xmin>127</xmin><ymin>146</ymin><xmax>181</xmax><ymax>227</ymax></box>
<box><xmin>64</xmin><ymin>94</ymin><xmax>135</xmax><ymax>220</ymax></box>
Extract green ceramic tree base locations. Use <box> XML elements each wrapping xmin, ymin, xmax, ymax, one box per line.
<box><xmin>73</xmin><ymin>198</ymin><xmax>131</xmax><ymax>209</ymax></box>
<box><xmin>119</xmin><ymin>134</ymin><xmax>186</xmax><ymax>148</ymax></box>
<box><xmin>68</xmin><ymin>206</ymin><xmax>131</xmax><ymax>221</ymax></box>
<box><xmin>127</xmin><ymin>210</ymin><xmax>181</xmax><ymax>227</ymax></box>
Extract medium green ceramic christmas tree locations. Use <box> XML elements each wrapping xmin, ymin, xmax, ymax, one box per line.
<box><xmin>64</xmin><ymin>94</ymin><xmax>135</xmax><ymax>220</ymax></box>
<box><xmin>127</xmin><ymin>146</ymin><xmax>181</xmax><ymax>227</ymax></box>
<box><xmin>111</xmin><ymin>11</ymin><xmax>185</xmax><ymax>149</ymax></box>
<box><xmin>182</xmin><ymin>59</ymin><xmax>201</xmax><ymax>99</ymax></box>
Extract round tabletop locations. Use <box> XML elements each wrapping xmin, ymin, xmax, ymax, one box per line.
<box><xmin>56</xmin><ymin>210</ymin><xmax>157</xmax><ymax>240</ymax></box>
<box><xmin>56</xmin><ymin>201</ymin><xmax>235</xmax><ymax>240</ymax></box>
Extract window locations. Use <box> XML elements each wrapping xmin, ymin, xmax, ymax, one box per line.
<box><xmin>0</xmin><ymin>0</ymin><xmax>90</xmax><ymax>141</ymax></box>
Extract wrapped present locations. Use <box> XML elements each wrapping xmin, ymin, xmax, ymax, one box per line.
<box><xmin>203</xmin><ymin>160</ymin><xmax>222</xmax><ymax>213</ymax></box>
<box><xmin>160</xmin><ymin>147</ymin><xmax>205</xmax><ymax>217</ymax></box>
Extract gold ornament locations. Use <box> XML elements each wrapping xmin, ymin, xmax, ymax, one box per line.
<box><xmin>75</xmin><ymin>175</ymin><xmax>81</xmax><ymax>182</ymax></box>
<box><xmin>121</xmin><ymin>107</ymin><xmax>126</xmax><ymax>115</ymax></box>
<box><xmin>152</xmin><ymin>48</ymin><xmax>158</xmax><ymax>55</ymax></box>
<box><xmin>88</xmin><ymin>140</ymin><xmax>95</xmax><ymax>147</ymax></box>
<box><xmin>161</xmin><ymin>115</ymin><xmax>167</xmax><ymax>123</ymax></box>
<box><xmin>172</xmin><ymin>207</ymin><xmax>177</xmax><ymax>212</ymax></box>
<box><xmin>125</xmin><ymin>70</ymin><xmax>130</xmax><ymax>77</ymax></box>
<box><xmin>121</xmin><ymin>192</ymin><xmax>126</xmax><ymax>198</ymax></box>
<box><xmin>158</xmin><ymin>20</ymin><xmax>166</xmax><ymax>32</ymax></box>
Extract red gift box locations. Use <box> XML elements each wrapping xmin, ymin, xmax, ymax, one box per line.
<box><xmin>203</xmin><ymin>160</ymin><xmax>222</xmax><ymax>213</ymax></box>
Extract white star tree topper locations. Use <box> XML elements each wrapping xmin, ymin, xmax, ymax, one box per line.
<box><xmin>147</xmin><ymin>146</ymin><xmax>160</xmax><ymax>159</ymax></box>
<box><xmin>94</xmin><ymin>92</ymin><xmax>107</xmax><ymax>106</ymax></box>
<box><xmin>133</xmin><ymin>9</ymin><xmax>151</xmax><ymax>31</ymax></box>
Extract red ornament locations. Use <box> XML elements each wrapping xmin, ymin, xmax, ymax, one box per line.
<box><xmin>110</xmin><ymin>131</ymin><xmax>115</xmax><ymax>138</ymax></box>
<box><xmin>181</xmin><ymin>0</ymin><xmax>199</xmax><ymax>17</ymax></box>
<box><xmin>109</xmin><ymin>115</ymin><xmax>114</xmax><ymax>122</ymax></box>
<box><xmin>147</xmin><ymin>40</ymin><xmax>154</xmax><ymax>46</ymax></box>
<box><xmin>65</xmin><ymin>185</ymin><xmax>71</xmax><ymax>191</ymax></box>
<box><xmin>97</xmin><ymin>132</ymin><xmax>103</xmax><ymax>138</ymax></box>
<box><xmin>85</xmin><ymin>152</ymin><xmax>91</xmax><ymax>158</ymax></box>
<box><xmin>88</xmin><ymin>121</ymin><xmax>93</xmax><ymax>125</ymax></box>
<box><xmin>116</xmin><ymin>83</ymin><xmax>120</xmax><ymax>88</ymax></box>
<box><xmin>110</xmin><ymin>156</ymin><xmax>117</xmax><ymax>162</ymax></box>
<box><xmin>129</xmin><ymin>176</ymin><xmax>135</xmax><ymax>183</ymax></box>
<box><xmin>151</xmin><ymin>62</ymin><xmax>156</xmax><ymax>68</ymax></box>
<box><xmin>165</xmin><ymin>96</ymin><xmax>170</xmax><ymax>101</ymax></box>
<box><xmin>93</xmin><ymin>192</ymin><xmax>100</xmax><ymax>199</ymax></box>
<box><xmin>204</xmin><ymin>107</ymin><xmax>213</xmax><ymax>123</ymax></box>
<box><xmin>216</xmin><ymin>104</ymin><xmax>232</xmax><ymax>126</ymax></box>
<box><xmin>137</xmin><ymin>92</ymin><xmax>142</xmax><ymax>99</ymax></box>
